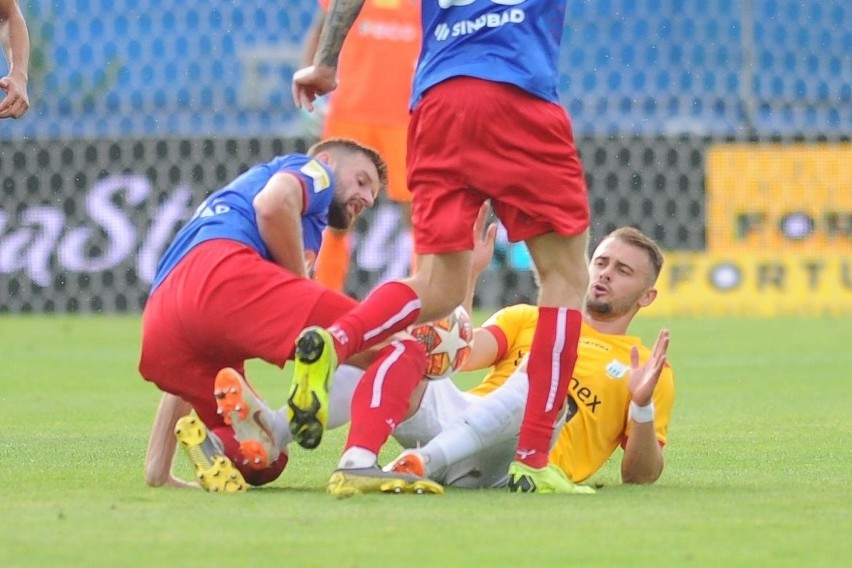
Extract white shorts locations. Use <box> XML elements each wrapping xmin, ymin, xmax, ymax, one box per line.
<box><xmin>392</xmin><ymin>379</ymin><xmax>519</xmax><ymax>489</ymax></box>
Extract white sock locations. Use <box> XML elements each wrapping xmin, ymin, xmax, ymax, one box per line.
<box><xmin>418</xmin><ymin>422</ymin><xmax>480</xmax><ymax>476</ymax></box>
<box><xmin>327</xmin><ymin>364</ymin><xmax>363</xmax><ymax>430</ymax></box>
<box><xmin>338</xmin><ymin>446</ymin><xmax>378</xmax><ymax>470</ymax></box>
<box><xmin>271</xmin><ymin>408</ymin><xmax>293</xmax><ymax>451</ymax></box>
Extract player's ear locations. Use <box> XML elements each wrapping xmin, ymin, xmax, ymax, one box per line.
<box><xmin>313</xmin><ymin>150</ymin><xmax>333</xmax><ymax>166</ymax></box>
<box><xmin>638</xmin><ymin>287</ymin><xmax>657</xmax><ymax>308</ymax></box>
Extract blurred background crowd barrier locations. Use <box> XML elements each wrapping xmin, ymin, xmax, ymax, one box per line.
<box><xmin>1</xmin><ymin>0</ymin><xmax>849</xmax><ymax>315</ymax></box>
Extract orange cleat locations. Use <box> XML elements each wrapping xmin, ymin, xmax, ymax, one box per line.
<box><xmin>214</xmin><ymin>368</ymin><xmax>280</xmax><ymax>470</ymax></box>
<box><xmin>384</xmin><ymin>451</ymin><xmax>426</xmax><ymax>477</ymax></box>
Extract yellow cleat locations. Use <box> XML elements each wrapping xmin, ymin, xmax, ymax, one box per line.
<box><xmin>288</xmin><ymin>327</ymin><xmax>338</xmax><ymax>449</ymax></box>
<box><xmin>507</xmin><ymin>461</ymin><xmax>595</xmax><ymax>495</ymax></box>
<box><xmin>327</xmin><ymin>467</ymin><xmax>444</xmax><ymax>498</ymax></box>
<box><xmin>174</xmin><ymin>415</ymin><xmax>246</xmax><ymax>493</ymax></box>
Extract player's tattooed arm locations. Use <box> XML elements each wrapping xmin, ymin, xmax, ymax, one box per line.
<box><xmin>314</xmin><ymin>0</ymin><xmax>366</xmax><ymax>68</ymax></box>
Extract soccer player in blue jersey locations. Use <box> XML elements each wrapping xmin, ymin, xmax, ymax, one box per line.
<box><xmin>292</xmin><ymin>0</ymin><xmax>594</xmax><ymax>494</ymax></box>
<box><xmin>139</xmin><ymin>138</ymin><xmax>391</xmax><ymax>491</ymax></box>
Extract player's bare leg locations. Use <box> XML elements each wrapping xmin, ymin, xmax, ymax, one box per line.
<box><xmin>509</xmin><ymin>229</ymin><xmax>591</xmax><ymax>494</ymax></box>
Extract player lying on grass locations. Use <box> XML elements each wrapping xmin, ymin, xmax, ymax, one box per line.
<box><xmin>333</xmin><ymin>224</ymin><xmax>672</xmax><ymax>492</ymax></box>
<box><xmin>386</xmin><ymin>225</ymin><xmax>673</xmax><ymax>489</ymax></box>
<box><xmin>144</xmin><ymin>214</ymin><xmax>672</xmax><ymax>493</ymax></box>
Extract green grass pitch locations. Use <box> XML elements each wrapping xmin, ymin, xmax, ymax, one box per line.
<box><xmin>1</xmin><ymin>314</ymin><xmax>849</xmax><ymax>566</ymax></box>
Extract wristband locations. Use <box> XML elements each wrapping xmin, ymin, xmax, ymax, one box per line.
<box><xmin>629</xmin><ymin>401</ymin><xmax>655</xmax><ymax>423</ymax></box>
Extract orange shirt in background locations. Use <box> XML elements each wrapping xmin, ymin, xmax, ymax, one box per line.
<box><xmin>318</xmin><ymin>0</ymin><xmax>421</xmax><ymax>126</ymax></box>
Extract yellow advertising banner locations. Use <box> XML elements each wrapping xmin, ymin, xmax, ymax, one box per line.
<box><xmin>706</xmin><ymin>144</ymin><xmax>851</xmax><ymax>253</ymax></box>
<box><xmin>645</xmin><ymin>251</ymin><xmax>852</xmax><ymax>317</ymax></box>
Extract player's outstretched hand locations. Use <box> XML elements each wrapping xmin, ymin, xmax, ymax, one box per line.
<box><xmin>628</xmin><ymin>328</ymin><xmax>670</xmax><ymax>406</ymax></box>
<box><xmin>292</xmin><ymin>65</ymin><xmax>338</xmax><ymax>112</ymax></box>
<box><xmin>0</xmin><ymin>73</ymin><xmax>29</xmax><ymax>119</ymax></box>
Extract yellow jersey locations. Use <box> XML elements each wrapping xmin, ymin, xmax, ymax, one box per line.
<box><xmin>469</xmin><ymin>304</ymin><xmax>675</xmax><ymax>483</ymax></box>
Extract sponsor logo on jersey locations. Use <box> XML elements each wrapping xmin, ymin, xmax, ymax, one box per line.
<box><xmin>434</xmin><ymin>8</ymin><xmax>526</xmax><ymax>41</ymax></box>
<box><xmin>568</xmin><ymin>377</ymin><xmax>601</xmax><ymax>413</ymax></box>
<box><xmin>300</xmin><ymin>160</ymin><xmax>331</xmax><ymax>192</ymax></box>
<box><xmin>579</xmin><ymin>337</ymin><xmax>610</xmax><ymax>352</ymax></box>
<box><xmin>190</xmin><ymin>197</ymin><xmax>231</xmax><ymax>221</ymax></box>
<box><xmin>357</xmin><ymin>19</ymin><xmax>418</xmax><ymax>42</ymax></box>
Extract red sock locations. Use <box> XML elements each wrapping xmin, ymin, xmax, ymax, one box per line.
<box><xmin>329</xmin><ymin>281</ymin><xmax>421</xmax><ymax>362</ymax></box>
<box><xmin>344</xmin><ymin>339</ymin><xmax>426</xmax><ymax>455</ymax></box>
<box><xmin>516</xmin><ymin>307</ymin><xmax>583</xmax><ymax>468</ymax></box>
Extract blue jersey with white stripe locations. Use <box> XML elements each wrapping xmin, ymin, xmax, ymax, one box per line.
<box><xmin>412</xmin><ymin>0</ymin><xmax>567</xmax><ymax>107</ymax></box>
<box><xmin>150</xmin><ymin>154</ymin><xmax>334</xmax><ymax>292</ymax></box>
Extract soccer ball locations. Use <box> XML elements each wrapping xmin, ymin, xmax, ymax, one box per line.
<box><xmin>408</xmin><ymin>306</ymin><xmax>474</xmax><ymax>380</ymax></box>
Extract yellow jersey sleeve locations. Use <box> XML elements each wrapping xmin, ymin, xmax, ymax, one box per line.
<box><xmin>468</xmin><ymin>304</ymin><xmax>538</xmax><ymax>397</ymax></box>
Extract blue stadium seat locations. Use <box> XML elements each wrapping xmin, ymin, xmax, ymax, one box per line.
<box><xmin>1</xmin><ymin>0</ymin><xmax>847</xmax><ymax>140</ymax></box>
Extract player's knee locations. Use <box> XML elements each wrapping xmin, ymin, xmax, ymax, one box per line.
<box><xmin>464</xmin><ymin>387</ymin><xmax>526</xmax><ymax>444</ymax></box>
<box><xmin>410</xmin><ymin>266</ymin><xmax>467</xmax><ymax>319</ymax></box>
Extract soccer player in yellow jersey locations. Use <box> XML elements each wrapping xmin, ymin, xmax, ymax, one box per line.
<box><xmin>389</xmin><ymin>226</ymin><xmax>673</xmax><ymax>489</ymax></box>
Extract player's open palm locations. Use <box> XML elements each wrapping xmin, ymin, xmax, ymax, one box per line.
<box><xmin>628</xmin><ymin>328</ymin><xmax>670</xmax><ymax>406</ymax></box>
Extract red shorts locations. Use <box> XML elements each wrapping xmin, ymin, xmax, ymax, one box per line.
<box><xmin>139</xmin><ymin>240</ymin><xmax>356</xmax><ymax>444</ymax></box>
<box><xmin>407</xmin><ymin>77</ymin><xmax>590</xmax><ymax>254</ymax></box>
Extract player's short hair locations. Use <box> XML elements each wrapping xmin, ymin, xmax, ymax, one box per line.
<box><xmin>308</xmin><ymin>137</ymin><xmax>388</xmax><ymax>194</ymax></box>
<box><xmin>606</xmin><ymin>227</ymin><xmax>664</xmax><ymax>283</ymax></box>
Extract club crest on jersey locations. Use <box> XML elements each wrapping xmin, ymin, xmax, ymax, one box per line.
<box><xmin>300</xmin><ymin>160</ymin><xmax>331</xmax><ymax>192</ymax></box>
<box><xmin>605</xmin><ymin>359</ymin><xmax>629</xmax><ymax>379</ymax></box>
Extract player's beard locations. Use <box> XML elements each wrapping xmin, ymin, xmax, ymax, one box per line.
<box><xmin>327</xmin><ymin>199</ymin><xmax>351</xmax><ymax>230</ymax></box>
<box><xmin>586</xmin><ymin>290</ymin><xmax>642</xmax><ymax>319</ymax></box>
<box><xmin>585</xmin><ymin>297</ymin><xmax>613</xmax><ymax>316</ymax></box>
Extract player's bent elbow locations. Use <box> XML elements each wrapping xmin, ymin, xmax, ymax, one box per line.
<box><xmin>622</xmin><ymin>473</ymin><xmax>660</xmax><ymax>485</ymax></box>
<box><xmin>621</xmin><ymin>465</ymin><xmax>663</xmax><ymax>485</ymax></box>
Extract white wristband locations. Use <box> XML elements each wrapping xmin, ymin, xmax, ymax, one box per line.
<box><xmin>629</xmin><ymin>401</ymin><xmax>655</xmax><ymax>423</ymax></box>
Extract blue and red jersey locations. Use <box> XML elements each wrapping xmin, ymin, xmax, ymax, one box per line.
<box><xmin>150</xmin><ymin>154</ymin><xmax>335</xmax><ymax>292</ymax></box>
<box><xmin>412</xmin><ymin>0</ymin><xmax>566</xmax><ymax>106</ymax></box>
